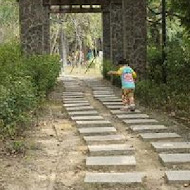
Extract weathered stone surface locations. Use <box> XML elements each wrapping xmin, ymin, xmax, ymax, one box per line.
<box><xmin>165</xmin><ymin>171</ymin><xmax>190</xmax><ymax>184</ymax></box>
<box><xmin>103</xmin><ymin>102</ymin><xmax>123</xmax><ymax>105</ymax></box>
<box><xmin>86</xmin><ymin>156</ymin><xmax>136</xmax><ymax>166</ymax></box>
<box><xmin>63</xmin><ymin>98</ymin><xmax>86</xmax><ymax>101</ymax></box>
<box><xmin>63</xmin><ymin>92</ymin><xmax>83</xmax><ymax>95</ymax></box>
<box><xmin>84</xmin><ymin>134</ymin><xmax>125</xmax><ymax>142</ymax></box>
<box><xmin>64</xmin><ymin>100</ymin><xmax>89</xmax><ymax>103</ymax></box>
<box><xmin>66</xmin><ymin>106</ymin><xmax>94</xmax><ymax>111</ymax></box>
<box><xmin>123</xmin><ymin>0</ymin><xmax>147</xmax><ymax>77</ymax></box>
<box><xmin>79</xmin><ymin>127</ymin><xmax>116</xmax><ymax>134</ymax></box>
<box><xmin>84</xmin><ymin>172</ymin><xmax>145</xmax><ymax>184</ymax></box>
<box><xmin>68</xmin><ymin>111</ymin><xmax>98</xmax><ymax>116</ymax></box>
<box><xmin>71</xmin><ymin>116</ymin><xmax>104</xmax><ymax>121</ymax></box>
<box><xmin>106</xmin><ymin>105</ymin><xmax>123</xmax><ymax>109</ymax></box>
<box><xmin>93</xmin><ymin>91</ymin><xmax>114</xmax><ymax>95</ymax></box>
<box><xmin>159</xmin><ymin>154</ymin><xmax>190</xmax><ymax>165</ymax></box>
<box><xmin>129</xmin><ymin>125</ymin><xmax>167</xmax><ymax>132</ymax></box>
<box><xmin>111</xmin><ymin>110</ymin><xmax>141</xmax><ymax>114</ymax></box>
<box><xmin>124</xmin><ymin>119</ymin><xmax>158</xmax><ymax>124</ymax></box>
<box><xmin>19</xmin><ymin>0</ymin><xmax>50</xmax><ymax>54</ymax></box>
<box><xmin>103</xmin><ymin>5</ymin><xmax>111</xmax><ymax>61</ymax></box>
<box><xmin>76</xmin><ymin>120</ymin><xmax>111</xmax><ymax>126</ymax></box>
<box><xmin>63</xmin><ymin>95</ymin><xmax>84</xmax><ymax>98</ymax></box>
<box><xmin>151</xmin><ymin>142</ymin><xmax>190</xmax><ymax>153</ymax></box>
<box><xmin>64</xmin><ymin>103</ymin><xmax>90</xmax><ymax>107</ymax></box>
<box><xmin>110</xmin><ymin>2</ymin><xmax>124</xmax><ymax>64</ymax></box>
<box><xmin>88</xmin><ymin>144</ymin><xmax>135</xmax><ymax>155</ymax></box>
<box><xmin>98</xmin><ymin>98</ymin><xmax>121</xmax><ymax>102</ymax></box>
<box><xmin>140</xmin><ymin>133</ymin><xmax>181</xmax><ymax>141</ymax></box>
<box><xmin>94</xmin><ymin>95</ymin><xmax>117</xmax><ymax>98</ymax></box>
<box><xmin>117</xmin><ymin>114</ymin><xmax>149</xmax><ymax>119</ymax></box>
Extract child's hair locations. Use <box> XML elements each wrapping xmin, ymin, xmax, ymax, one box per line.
<box><xmin>117</xmin><ymin>58</ymin><xmax>129</xmax><ymax>66</ymax></box>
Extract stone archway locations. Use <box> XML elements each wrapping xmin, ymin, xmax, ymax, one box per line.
<box><xmin>19</xmin><ymin>0</ymin><xmax>146</xmax><ymax>74</ymax></box>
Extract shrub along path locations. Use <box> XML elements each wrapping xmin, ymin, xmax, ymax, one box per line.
<box><xmin>0</xmin><ymin>74</ymin><xmax>189</xmax><ymax>190</ymax></box>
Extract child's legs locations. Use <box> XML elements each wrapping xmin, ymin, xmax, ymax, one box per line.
<box><xmin>122</xmin><ymin>89</ymin><xmax>130</xmax><ymax>106</ymax></box>
<box><xmin>128</xmin><ymin>89</ymin><xmax>135</xmax><ymax>105</ymax></box>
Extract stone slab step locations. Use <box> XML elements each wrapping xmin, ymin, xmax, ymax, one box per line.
<box><xmin>63</xmin><ymin>95</ymin><xmax>84</xmax><ymax>98</ymax></box>
<box><xmin>88</xmin><ymin>144</ymin><xmax>135</xmax><ymax>155</ymax></box>
<box><xmin>140</xmin><ymin>133</ymin><xmax>181</xmax><ymax>141</ymax></box>
<box><xmin>64</xmin><ymin>100</ymin><xmax>89</xmax><ymax>103</ymax></box>
<box><xmin>76</xmin><ymin>120</ymin><xmax>111</xmax><ymax>127</ymax></box>
<box><xmin>79</xmin><ymin>127</ymin><xmax>116</xmax><ymax>135</ymax></box>
<box><xmin>63</xmin><ymin>98</ymin><xmax>86</xmax><ymax>101</ymax></box>
<box><xmin>106</xmin><ymin>105</ymin><xmax>123</xmax><ymax>109</ymax></box>
<box><xmin>98</xmin><ymin>98</ymin><xmax>121</xmax><ymax>102</ymax></box>
<box><xmin>129</xmin><ymin>125</ymin><xmax>167</xmax><ymax>132</ymax></box>
<box><xmin>63</xmin><ymin>92</ymin><xmax>83</xmax><ymax>95</ymax></box>
<box><xmin>86</xmin><ymin>156</ymin><xmax>136</xmax><ymax>167</ymax></box>
<box><xmin>71</xmin><ymin>116</ymin><xmax>104</xmax><ymax>121</ymax></box>
<box><xmin>66</xmin><ymin>106</ymin><xmax>94</xmax><ymax>111</ymax></box>
<box><xmin>84</xmin><ymin>134</ymin><xmax>125</xmax><ymax>143</ymax></box>
<box><xmin>68</xmin><ymin>111</ymin><xmax>98</xmax><ymax>116</ymax></box>
<box><xmin>117</xmin><ymin>114</ymin><xmax>149</xmax><ymax>119</ymax></box>
<box><xmin>165</xmin><ymin>171</ymin><xmax>190</xmax><ymax>184</ymax></box>
<box><xmin>103</xmin><ymin>102</ymin><xmax>123</xmax><ymax>105</ymax></box>
<box><xmin>159</xmin><ymin>153</ymin><xmax>190</xmax><ymax>165</ymax></box>
<box><xmin>111</xmin><ymin>110</ymin><xmax>141</xmax><ymax>114</ymax></box>
<box><xmin>84</xmin><ymin>172</ymin><xmax>145</xmax><ymax>184</ymax></box>
<box><xmin>93</xmin><ymin>91</ymin><xmax>114</xmax><ymax>95</ymax></box>
<box><xmin>64</xmin><ymin>103</ymin><xmax>90</xmax><ymax>107</ymax></box>
<box><xmin>151</xmin><ymin>142</ymin><xmax>190</xmax><ymax>153</ymax></box>
<box><xmin>124</xmin><ymin>119</ymin><xmax>158</xmax><ymax>124</ymax></box>
<box><xmin>94</xmin><ymin>95</ymin><xmax>117</xmax><ymax>98</ymax></box>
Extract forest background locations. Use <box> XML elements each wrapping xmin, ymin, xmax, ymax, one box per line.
<box><xmin>0</xmin><ymin>0</ymin><xmax>190</xmax><ymax>141</ymax></box>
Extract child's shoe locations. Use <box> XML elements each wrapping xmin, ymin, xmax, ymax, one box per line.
<box><xmin>130</xmin><ymin>104</ymin><xmax>136</xmax><ymax>112</ymax></box>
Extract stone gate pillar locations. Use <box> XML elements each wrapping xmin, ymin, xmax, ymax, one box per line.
<box><xmin>110</xmin><ymin>1</ymin><xmax>124</xmax><ymax>64</ymax></box>
<box><xmin>102</xmin><ymin>6</ymin><xmax>111</xmax><ymax>62</ymax></box>
<box><xmin>19</xmin><ymin>0</ymin><xmax>50</xmax><ymax>55</ymax></box>
<box><xmin>123</xmin><ymin>0</ymin><xmax>147</xmax><ymax>76</ymax></box>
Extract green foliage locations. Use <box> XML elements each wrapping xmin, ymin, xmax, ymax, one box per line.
<box><xmin>23</xmin><ymin>55</ymin><xmax>60</xmax><ymax>97</ymax></box>
<box><xmin>102</xmin><ymin>60</ymin><xmax>121</xmax><ymax>87</ymax></box>
<box><xmin>0</xmin><ymin>42</ymin><xmax>61</xmax><ymax>138</ymax></box>
<box><xmin>170</xmin><ymin>0</ymin><xmax>190</xmax><ymax>33</ymax></box>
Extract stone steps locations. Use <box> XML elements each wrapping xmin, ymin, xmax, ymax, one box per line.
<box><xmin>68</xmin><ymin>110</ymin><xmax>99</xmax><ymax>116</ymax></box>
<box><xmin>139</xmin><ymin>133</ymin><xmax>182</xmax><ymax>141</ymax></box>
<box><xmin>151</xmin><ymin>142</ymin><xmax>190</xmax><ymax>153</ymax></box>
<box><xmin>165</xmin><ymin>171</ymin><xmax>190</xmax><ymax>184</ymax></box>
<box><xmin>83</xmin><ymin>134</ymin><xmax>126</xmax><ymax>144</ymax></box>
<box><xmin>86</xmin><ymin>155</ymin><xmax>136</xmax><ymax>170</ymax></box>
<box><xmin>63</xmin><ymin>77</ymin><xmax>190</xmax><ymax>186</ymax></box>
<box><xmin>88</xmin><ymin>144</ymin><xmax>135</xmax><ymax>156</ymax></box>
<box><xmin>76</xmin><ymin>120</ymin><xmax>112</xmax><ymax>127</ymax></box>
<box><xmin>84</xmin><ymin>172</ymin><xmax>145</xmax><ymax>184</ymax></box>
<box><xmin>78</xmin><ymin>127</ymin><xmax>117</xmax><ymax>135</ymax></box>
<box><xmin>159</xmin><ymin>153</ymin><xmax>190</xmax><ymax>165</ymax></box>
<box><xmin>128</xmin><ymin>125</ymin><xmax>167</xmax><ymax>133</ymax></box>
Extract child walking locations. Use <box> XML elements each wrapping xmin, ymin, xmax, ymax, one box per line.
<box><xmin>107</xmin><ymin>59</ymin><xmax>137</xmax><ymax>111</ymax></box>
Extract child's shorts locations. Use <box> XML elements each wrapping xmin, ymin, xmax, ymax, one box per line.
<box><xmin>122</xmin><ymin>89</ymin><xmax>134</xmax><ymax>102</ymax></box>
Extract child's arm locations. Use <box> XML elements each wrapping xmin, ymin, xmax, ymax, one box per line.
<box><xmin>132</xmin><ymin>71</ymin><xmax>137</xmax><ymax>79</ymax></box>
<box><xmin>107</xmin><ymin>71</ymin><xmax>120</xmax><ymax>75</ymax></box>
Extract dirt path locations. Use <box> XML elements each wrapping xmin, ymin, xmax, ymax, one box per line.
<box><xmin>0</xmin><ymin>69</ymin><xmax>189</xmax><ymax>190</ymax></box>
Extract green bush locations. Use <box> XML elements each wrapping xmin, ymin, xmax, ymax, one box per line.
<box><xmin>102</xmin><ymin>59</ymin><xmax>121</xmax><ymax>87</ymax></box>
<box><xmin>0</xmin><ymin>42</ymin><xmax>61</xmax><ymax>138</ymax></box>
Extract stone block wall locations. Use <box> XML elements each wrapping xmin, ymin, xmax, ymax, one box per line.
<box><xmin>123</xmin><ymin>0</ymin><xmax>147</xmax><ymax>76</ymax></box>
<box><xmin>19</xmin><ymin>0</ymin><xmax>50</xmax><ymax>55</ymax></box>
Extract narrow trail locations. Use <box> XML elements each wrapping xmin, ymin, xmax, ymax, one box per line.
<box><xmin>0</xmin><ymin>73</ymin><xmax>189</xmax><ymax>190</ymax></box>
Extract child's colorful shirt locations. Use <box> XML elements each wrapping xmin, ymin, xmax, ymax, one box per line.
<box><xmin>116</xmin><ymin>66</ymin><xmax>136</xmax><ymax>89</ymax></box>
